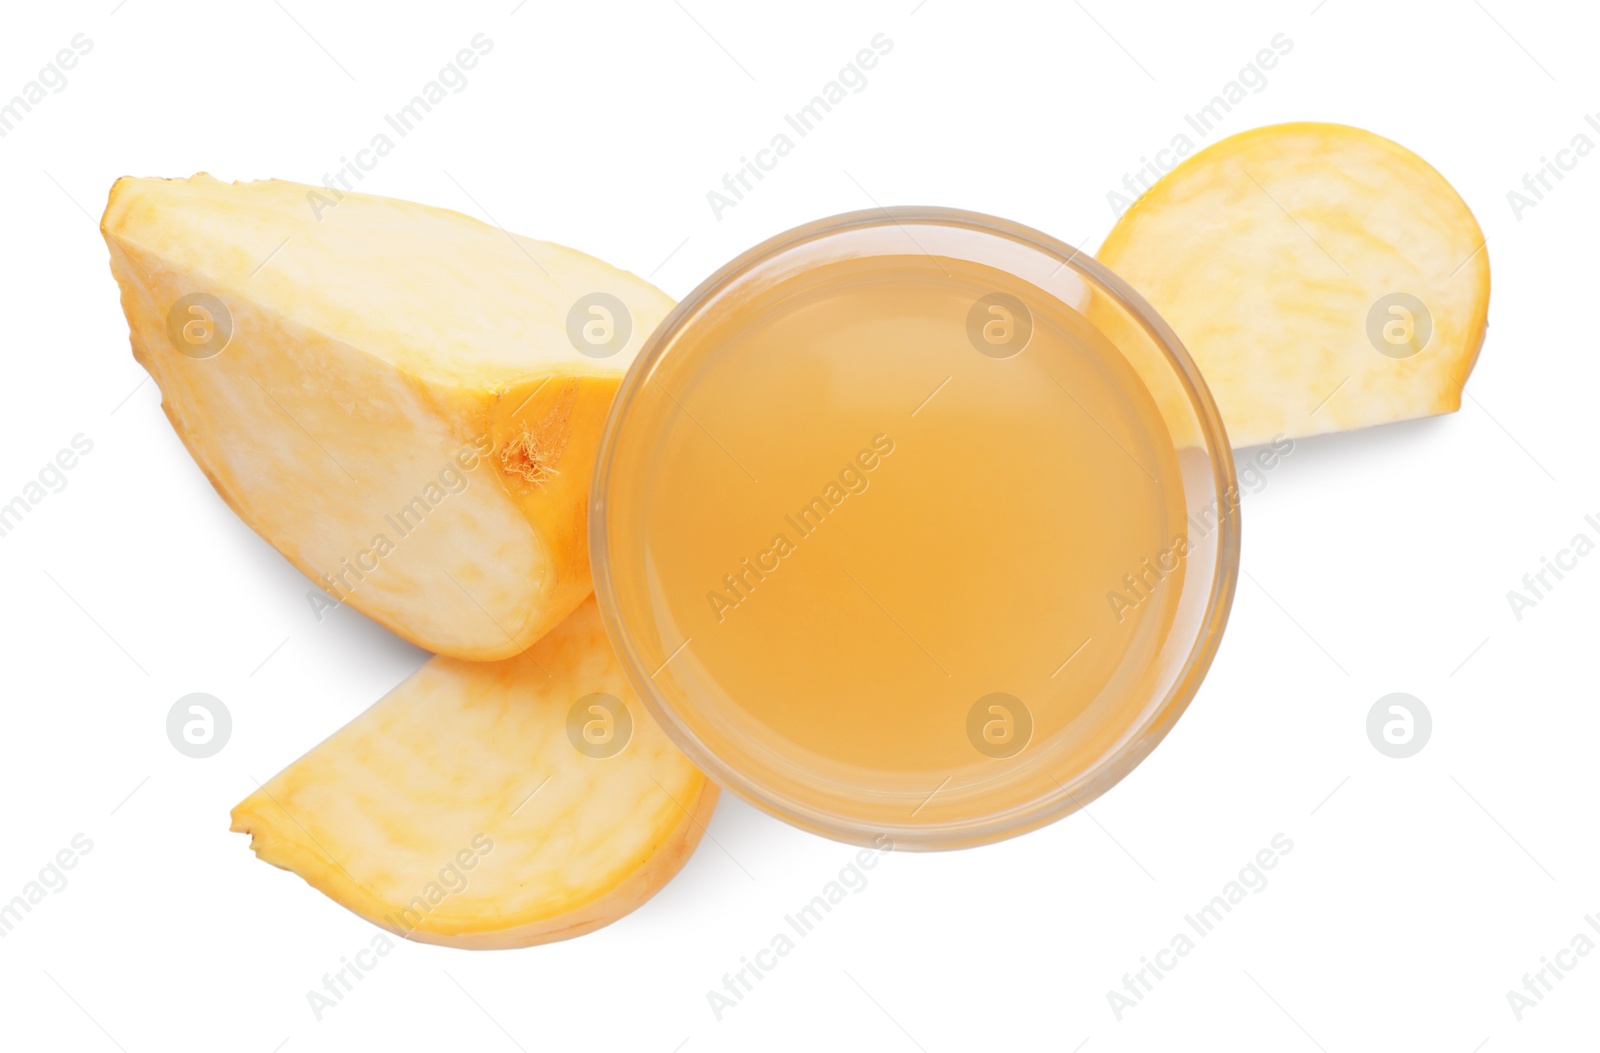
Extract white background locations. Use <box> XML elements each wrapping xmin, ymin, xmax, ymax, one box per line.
<box><xmin>1</xmin><ymin>0</ymin><xmax>1594</xmax><ymax>1049</ymax></box>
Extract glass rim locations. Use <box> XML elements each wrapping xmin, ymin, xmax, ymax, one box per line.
<box><xmin>589</xmin><ymin>206</ymin><xmax>1242</xmax><ymax>850</ymax></box>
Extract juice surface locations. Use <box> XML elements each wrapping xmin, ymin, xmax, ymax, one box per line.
<box><xmin>605</xmin><ymin>252</ymin><xmax>1195</xmax><ymax>831</ymax></box>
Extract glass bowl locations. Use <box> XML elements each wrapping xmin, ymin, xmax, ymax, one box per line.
<box><xmin>590</xmin><ymin>207</ymin><xmax>1240</xmax><ymax>850</ymax></box>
